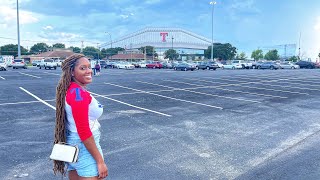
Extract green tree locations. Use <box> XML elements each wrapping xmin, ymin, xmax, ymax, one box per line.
<box><xmin>164</xmin><ymin>49</ymin><xmax>179</xmax><ymax>60</ymax></box>
<box><xmin>236</xmin><ymin>52</ymin><xmax>247</xmax><ymax>60</ymax></box>
<box><xmin>30</xmin><ymin>43</ymin><xmax>49</xmax><ymax>54</ymax></box>
<box><xmin>52</xmin><ymin>43</ymin><xmax>65</xmax><ymax>48</ymax></box>
<box><xmin>264</xmin><ymin>49</ymin><xmax>280</xmax><ymax>60</ymax></box>
<box><xmin>288</xmin><ymin>56</ymin><xmax>299</xmax><ymax>62</ymax></box>
<box><xmin>0</xmin><ymin>44</ymin><xmax>28</xmax><ymax>57</ymax></box>
<box><xmin>83</xmin><ymin>46</ymin><xmax>99</xmax><ymax>59</ymax></box>
<box><xmin>251</xmin><ymin>49</ymin><xmax>263</xmax><ymax>60</ymax></box>
<box><xmin>204</xmin><ymin>43</ymin><xmax>237</xmax><ymax>60</ymax></box>
<box><xmin>105</xmin><ymin>47</ymin><xmax>124</xmax><ymax>59</ymax></box>
<box><xmin>100</xmin><ymin>48</ymin><xmax>107</xmax><ymax>59</ymax></box>
<box><xmin>69</xmin><ymin>46</ymin><xmax>81</xmax><ymax>53</ymax></box>
<box><xmin>138</xmin><ymin>46</ymin><xmax>158</xmax><ymax>57</ymax></box>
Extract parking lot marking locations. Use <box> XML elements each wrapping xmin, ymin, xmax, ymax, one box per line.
<box><xmin>0</xmin><ymin>99</ymin><xmax>55</xmax><ymax>106</ymax></box>
<box><xmin>89</xmin><ymin>91</ymin><xmax>172</xmax><ymax>117</ymax></box>
<box><xmin>19</xmin><ymin>87</ymin><xmax>56</xmax><ymax>109</ymax></box>
<box><xmin>138</xmin><ymin>81</ymin><xmax>262</xmax><ymax>103</ymax></box>
<box><xmin>43</xmin><ymin>72</ymin><xmax>60</xmax><ymax>76</ymax></box>
<box><xmin>104</xmin><ymin>82</ymin><xmax>224</xmax><ymax>110</ymax></box>
<box><xmin>19</xmin><ymin>72</ymin><xmax>41</xmax><ymax>79</ymax></box>
<box><xmin>0</xmin><ymin>76</ymin><xmax>5</xmax><ymax>80</ymax></box>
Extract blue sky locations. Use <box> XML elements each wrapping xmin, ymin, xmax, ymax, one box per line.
<box><xmin>1</xmin><ymin>0</ymin><xmax>320</xmax><ymax>60</ymax></box>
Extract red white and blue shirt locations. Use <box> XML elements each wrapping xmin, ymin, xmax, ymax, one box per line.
<box><xmin>65</xmin><ymin>82</ymin><xmax>103</xmax><ymax>141</ymax></box>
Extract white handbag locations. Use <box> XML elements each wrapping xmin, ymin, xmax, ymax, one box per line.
<box><xmin>50</xmin><ymin>143</ymin><xmax>79</xmax><ymax>163</ymax></box>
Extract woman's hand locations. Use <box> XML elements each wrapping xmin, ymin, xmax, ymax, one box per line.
<box><xmin>97</xmin><ymin>162</ymin><xmax>108</xmax><ymax>179</ymax></box>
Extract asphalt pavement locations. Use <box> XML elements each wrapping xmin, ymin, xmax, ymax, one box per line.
<box><xmin>1</xmin><ymin>66</ymin><xmax>320</xmax><ymax>179</ymax></box>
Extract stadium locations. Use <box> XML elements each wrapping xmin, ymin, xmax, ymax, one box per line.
<box><xmin>101</xmin><ymin>27</ymin><xmax>213</xmax><ymax>61</ymax></box>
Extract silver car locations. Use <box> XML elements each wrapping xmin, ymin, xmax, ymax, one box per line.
<box><xmin>12</xmin><ymin>59</ymin><xmax>27</xmax><ymax>69</ymax></box>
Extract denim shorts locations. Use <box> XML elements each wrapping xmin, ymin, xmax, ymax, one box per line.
<box><xmin>66</xmin><ymin>129</ymin><xmax>104</xmax><ymax>177</ymax></box>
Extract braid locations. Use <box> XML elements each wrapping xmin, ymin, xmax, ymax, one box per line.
<box><xmin>53</xmin><ymin>53</ymin><xmax>85</xmax><ymax>175</ymax></box>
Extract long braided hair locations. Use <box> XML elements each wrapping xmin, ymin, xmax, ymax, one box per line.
<box><xmin>53</xmin><ymin>53</ymin><xmax>85</xmax><ymax>175</ymax></box>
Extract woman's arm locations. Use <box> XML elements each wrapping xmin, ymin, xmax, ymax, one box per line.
<box><xmin>83</xmin><ymin>136</ymin><xmax>108</xmax><ymax>178</ymax></box>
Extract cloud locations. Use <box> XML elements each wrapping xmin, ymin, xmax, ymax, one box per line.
<box><xmin>314</xmin><ymin>16</ymin><xmax>320</xmax><ymax>31</ymax></box>
<box><xmin>145</xmin><ymin>0</ymin><xmax>161</xmax><ymax>5</ymax></box>
<box><xmin>228</xmin><ymin>0</ymin><xmax>260</xmax><ymax>20</ymax></box>
<box><xmin>0</xmin><ymin>5</ymin><xmax>38</xmax><ymax>28</ymax></box>
<box><xmin>43</xmin><ymin>25</ymin><xmax>53</xmax><ymax>30</ymax></box>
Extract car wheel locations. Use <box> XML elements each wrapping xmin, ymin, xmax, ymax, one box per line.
<box><xmin>152</xmin><ymin>66</ymin><xmax>156</xmax><ymax>69</ymax></box>
<box><xmin>206</xmin><ymin>66</ymin><xmax>210</xmax><ymax>70</ymax></box>
<box><xmin>196</xmin><ymin>67</ymin><xmax>199</xmax><ymax>70</ymax></box>
<box><xmin>291</xmin><ymin>66</ymin><xmax>294</xmax><ymax>69</ymax></box>
<box><xmin>270</xmin><ymin>66</ymin><xmax>274</xmax><ymax>70</ymax></box>
<box><xmin>232</xmin><ymin>66</ymin><xmax>235</xmax><ymax>70</ymax></box>
<box><xmin>221</xmin><ymin>66</ymin><xmax>224</xmax><ymax>70</ymax></box>
<box><xmin>307</xmin><ymin>65</ymin><xmax>312</xmax><ymax>69</ymax></box>
<box><xmin>257</xmin><ymin>66</ymin><xmax>261</xmax><ymax>69</ymax></box>
<box><xmin>184</xmin><ymin>68</ymin><xmax>187</xmax><ymax>71</ymax></box>
<box><xmin>174</xmin><ymin>67</ymin><xmax>177</xmax><ymax>70</ymax></box>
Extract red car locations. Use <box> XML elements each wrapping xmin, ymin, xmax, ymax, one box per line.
<box><xmin>146</xmin><ymin>61</ymin><xmax>163</xmax><ymax>69</ymax></box>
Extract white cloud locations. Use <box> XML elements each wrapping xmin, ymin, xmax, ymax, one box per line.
<box><xmin>145</xmin><ymin>0</ymin><xmax>161</xmax><ymax>5</ymax></box>
<box><xmin>43</xmin><ymin>25</ymin><xmax>53</xmax><ymax>30</ymax></box>
<box><xmin>0</xmin><ymin>5</ymin><xmax>38</xmax><ymax>28</ymax></box>
<box><xmin>314</xmin><ymin>16</ymin><xmax>320</xmax><ymax>31</ymax></box>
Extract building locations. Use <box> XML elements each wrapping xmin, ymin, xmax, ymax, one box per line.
<box><xmin>101</xmin><ymin>27</ymin><xmax>212</xmax><ymax>61</ymax></box>
<box><xmin>21</xmin><ymin>48</ymin><xmax>74</xmax><ymax>63</ymax></box>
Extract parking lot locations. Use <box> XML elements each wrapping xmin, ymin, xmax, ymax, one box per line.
<box><xmin>1</xmin><ymin>67</ymin><xmax>320</xmax><ymax>179</ymax></box>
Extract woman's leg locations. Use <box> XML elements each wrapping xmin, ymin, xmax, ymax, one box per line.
<box><xmin>79</xmin><ymin>176</ymin><xmax>99</xmax><ymax>180</ymax></box>
<box><xmin>69</xmin><ymin>170</ymin><xmax>80</xmax><ymax>180</ymax></box>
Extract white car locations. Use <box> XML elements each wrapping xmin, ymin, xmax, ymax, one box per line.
<box><xmin>39</xmin><ymin>59</ymin><xmax>57</xmax><ymax>70</ymax></box>
<box><xmin>280</xmin><ymin>62</ymin><xmax>300</xmax><ymax>69</ymax></box>
<box><xmin>0</xmin><ymin>58</ymin><xmax>7</xmax><ymax>71</ymax></box>
<box><xmin>223</xmin><ymin>63</ymin><xmax>242</xmax><ymax>69</ymax></box>
<box><xmin>117</xmin><ymin>62</ymin><xmax>135</xmax><ymax>69</ymax></box>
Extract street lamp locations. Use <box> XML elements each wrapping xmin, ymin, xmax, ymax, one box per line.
<box><xmin>105</xmin><ymin>32</ymin><xmax>112</xmax><ymax>60</ymax></box>
<box><xmin>210</xmin><ymin>1</ymin><xmax>216</xmax><ymax>61</ymax></box>
<box><xmin>16</xmin><ymin>0</ymin><xmax>21</xmax><ymax>59</ymax></box>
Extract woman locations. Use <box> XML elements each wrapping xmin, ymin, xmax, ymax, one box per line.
<box><xmin>54</xmin><ymin>53</ymin><xmax>108</xmax><ymax>179</ymax></box>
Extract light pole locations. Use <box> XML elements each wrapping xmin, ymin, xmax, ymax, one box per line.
<box><xmin>210</xmin><ymin>1</ymin><xmax>216</xmax><ymax>61</ymax></box>
<box><xmin>105</xmin><ymin>32</ymin><xmax>112</xmax><ymax>60</ymax></box>
<box><xmin>171</xmin><ymin>36</ymin><xmax>174</xmax><ymax>61</ymax></box>
<box><xmin>16</xmin><ymin>0</ymin><xmax>21</xmax><ymax>59</ymax></box>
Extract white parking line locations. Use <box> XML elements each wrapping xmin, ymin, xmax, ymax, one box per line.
<box><xmin>0</xmin><ymin>76</ymin><xmax>5</xmax><ymax>80</ymax></box>
<box><xmin>104</xmin><ymin>82</ymin><xmax>224</xmax><ymax>110</ymax></box>
<box><xmin>0</xmin><ymin>99</ymin><xmax>55</xmax><ymax>106</ymax></box>
<box><xmin>19</xmin><ymin>87</ymin><xmax>56</xmax><ymax>110</ymax></box>
<box><xmin>43</xmin><ymin>72</ymin><xmax>60</xmax><ymax>76</ymax></box>
<box><xmin>89</xmin><ymin>91</ymin><xmax>172</xmax><ymax>117</ymax></box>
<box><xmin>19</xmin><ymin>72</ymin><xmax>41</xmax><ymax>78</ymax></box>
<box><xmin>137</xmin><ymin>81</ymin><xmax>263</xmax><ymax>103</ymax></box>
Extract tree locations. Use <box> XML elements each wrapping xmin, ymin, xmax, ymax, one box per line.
<box><xmin>0</xmin><ymin>44</ymin><xmax>28</xmax><ymax>57</ymax></box>
<box><xmin>204</xmin><ymin>43</ymin><xmax>237</xmax><ymax>60</ymax></box>
<box><xmin>69</xmin><ymin>46</ymin><xmax>81</xmax><ymax>53</ymax></box>
<box><xmin>236</xmin><ymin>52</ymin><xmax>247</xmax><ymax>60</ymax></box>
<box><xmin>164</xmin><ymin>49</ymin><xmax>179</xmax><ymax>60</ymax></box>
<box><xmin>105</xmin><ymin>47</ymin><xmax>124</xmax><ymax>59</ymax></box>
<box><xmin>251</xmin><ymin>49</ymin><xmax>263</xmax><ymax>60</ymax></box>
<box><xmin>30</xmin><ymin>43</ymin><xmax>49</xmax><ymax>54</ymax></box>
<box><xmin>138</xmin><ymin>46</ymin><xmax>158</xmax><ymax>57</ymax></box>
<box><xmin>288</xmin><ymin>56</ymin><xmax>299</xmax><ymax>62</ymax></box>
<box><xmin>52</xmin><ymin>43</ymin><xmax>65</xmax><ymax>48</ymax></box>
<box><xmin>264</xmin><ymin>49</ymin><xmax>280</xmax><ymax>60</ymax></box>
<box><xmin>83</xmin><ymin>46</ymin><xmax>99</xmax><ymax>59</ymax></box>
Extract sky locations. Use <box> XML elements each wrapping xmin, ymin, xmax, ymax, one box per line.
<box><xmin>0</xmin><ymin>0</ymin><xmax>320</xmax><ymax>60</ymax></box>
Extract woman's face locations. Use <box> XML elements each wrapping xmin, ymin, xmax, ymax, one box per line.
<box><xmin>72</xmin><ymin>57</ymin><xmax>92</xmax><ymax>86</ymax></box>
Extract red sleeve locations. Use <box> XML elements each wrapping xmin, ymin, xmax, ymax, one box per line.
<box><xmin>66</xmin><ymin>85</ymin><xmax>92</xmax><ymax>141</ymax></box>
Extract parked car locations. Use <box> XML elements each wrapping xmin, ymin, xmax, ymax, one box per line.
<box><xmin>279</xmin><ymin>62</ymin><xmax>300</xmax><ymax>69</ymax></box>
<box><xmin>197</xmin><ymin>61</ymin><xmax>219</xmax><ymax>70</ymax></box>
<box><xmin>116</xmin><ymin>62</ymin><xmax>135</xmax><ymax>69</ymax></box>
<box><xmin>296</xmin><ymin>61</ymin><xmax>316</xmax><ymax>69</ymax></box>
<box><xmin>223</xmin><ymin>62</ymin><xmax>242</xmax><ymax>69</ymax></box>
<box><xmin>0</xmin><ymin>58</ymin><xmax>7</xmax><ymax>71</ymax></box>
<box><xmin>257</xmin><ymin>62</ymin><xmax>280</xmax><ymax>70</ymax></box>
<box><xmin>32</xmin><ymin>60</ymin><xmax>41</xmax><ymax>66</ymax></box>
<box><xmin>174</xmin><ymin>63</ymin><xmax>196</xmax><ymax>71</ymax></box>
<box><xmin>99</xmin><ymin>60</ymin><xmax>108</xmax><ymax>68</ymax></box>
<box><xmin>146</xmin><ymin>61</ymin><xmax>163</xmax><ymax>69</ymax></box>
<box><xmin>12</xmin><ymin>59</ymin><xmax>27</xmax><ymax>69</ymax></box>
<box><xmin>39</xmin><ymin>59</ymin><xmax>57</xmax><ymax>70</ymax></box>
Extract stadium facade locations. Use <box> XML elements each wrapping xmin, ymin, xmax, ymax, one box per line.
<box><xmin>101</xmin><ymin>27</ymin><xmax>212</xmax><ymax>60</ymax></box>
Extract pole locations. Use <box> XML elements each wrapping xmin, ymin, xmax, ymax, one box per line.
<box><xmin>298</xmin><ymin>32</ymin><xmax>301</xmax><ymax>59</ymax></box>
<box><xmin>171</xmin><ymin>36</ymin><xmax>174</xmax><ymax>61</ymax></box>
<box><xmin>16</xmin><ymin>0</ymin><xmax>21</xmax><ymax>59</ymax></box>
<box><xmin>210</xmin><ymin>1</ymin><xmax>216</xmax><ymax>61</ymax></box>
